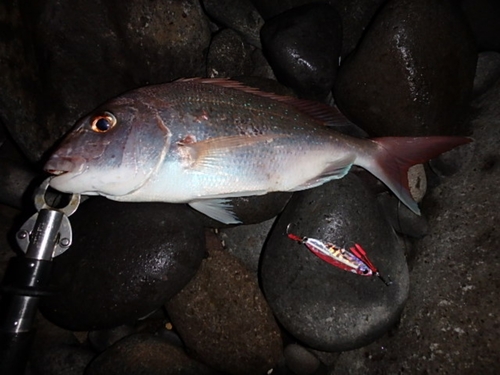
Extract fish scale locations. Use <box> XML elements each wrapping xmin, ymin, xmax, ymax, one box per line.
<box><xmin>44</xmin><ymin>78</ymin><xmax>472</xmax><ymax>224</ymax></box>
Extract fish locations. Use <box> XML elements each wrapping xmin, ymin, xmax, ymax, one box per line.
<box><xmin>44</xmin><ymin>78</ymin><xmax>472</xmax><ymax>224</ymax></box>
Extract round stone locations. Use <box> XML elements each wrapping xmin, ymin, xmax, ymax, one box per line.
<box><xmin>40</xmin><ymin>198</ymin><xmax>205</xmax><ymax>331</ymax></box>
<box><xmin>166</xmin><ymin>231</ymin><xmax>283</xmax><ymax>374</ymax></box>
<box><xmin>261</xmin><ymin>174</ymin><xmax>410</xmax><ymax>351</ymax></box>
<box><xmin>334</xmin><ymin>0</ymin><xmax>477</xmax><ymax>136</ymax></box>
<box><xmin>260</xmin><ymin>3</ymin><xmax>342</xmax><ymax>101</ymax></box>
<box><xmin>85</xmin><ymin>333</ymin><xmax>217</xmax><ymax>375</ymax></box>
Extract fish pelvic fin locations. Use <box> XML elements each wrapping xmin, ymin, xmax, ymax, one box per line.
<box><xmin>361</xmin><ymin>136</ymin><xmax>473</xmax><ymax>214</ymax></box>
<box><xmin>189</xmin><ymin>199</ymin><xmax>242</xmax><ymax>224</ymax></box>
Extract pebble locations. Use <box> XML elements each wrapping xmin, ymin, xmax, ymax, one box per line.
<box><xmin>261</xmin><ymin>174</ymin><xmax>410</xmax><ymax>351</ymax></box>
<box><xmin>334</xmin><ymin>0</ymin><xmax>477</xmax><ymax>136</ymax></box>
<box><xmin>40</xmin><ymin>197</ymin><xmax>205</xmax><ymax>331</ymax></box>
<box><xmin>260</xmin><ymin>3</ymin><xmax>342</xmax><ymax>101</ymax></box>
<box><xmin>85</xmin><ymin>333</ymin><xmax>217</xmax><ymax>375</ymax></box>
<box><xmin>408</xmin><ymin>164</ymin><xmax>427</xmax><ymax>203</ymax></box>
<box><xmin>166</xmin><ymin>230</ymin><xmax>282</xmax><ymax>375</ymax></box>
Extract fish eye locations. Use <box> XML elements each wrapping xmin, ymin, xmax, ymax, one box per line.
<box><xmin>90</xmin><ymin>112</ymin><xmax>117</xmax><ymax>133</ymax></box>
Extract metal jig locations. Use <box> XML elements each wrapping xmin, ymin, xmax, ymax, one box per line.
<box><xmin>286</xmin><ymin>224</ymin><xmax>392</xmax><ymax>286</ymax></box>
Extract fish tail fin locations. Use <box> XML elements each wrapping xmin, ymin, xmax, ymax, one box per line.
<box><xmin>359</xmin><ymin>136</ymin><xmax>472</xmax><ymax>214</ymax></box>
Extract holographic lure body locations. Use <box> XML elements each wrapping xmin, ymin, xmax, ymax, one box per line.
<box><xmin>287</xmin><ymin>229</ymin><xmax>391</xmax><ymax>285</ymax></box>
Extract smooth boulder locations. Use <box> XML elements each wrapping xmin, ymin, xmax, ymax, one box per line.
<box><xmin>261</xmin><ymin>175</ymin><xmax>409</xmax><ymax>351</ymax></box>
<box><xmin>40</xmin><ymin>198</ymin><xmax>205</xmax><ymax>331</ymax></box>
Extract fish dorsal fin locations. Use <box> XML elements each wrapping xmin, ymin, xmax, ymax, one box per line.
<box><xmin>176</xmin><ymin>78</ymin><xmax>352</xmax><ymax>128</ymax></box>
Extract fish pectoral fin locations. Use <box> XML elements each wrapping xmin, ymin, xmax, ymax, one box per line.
<box><xmin>179</xmin><ymin>134</ymin><xmax>282</xmax><ymax>169</ymax></box>
<box><xmin>189</xmin><ymin>199</ymin><xmax>242</xmax><ymax>224</ymax></box>
<box><xmin>289</xmin><ymin>155</ymin><xmax>356</xmax><ymax>191</ymax></box>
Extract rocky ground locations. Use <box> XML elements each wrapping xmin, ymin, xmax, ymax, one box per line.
<box><xmin>331</xmin><ymin>74</ymin><xmax>500</xmax><ymax>375</ymax></box>
<box><xmin>0</xmin><ymin>0</ymin><xmax>499</xmax><ymax>374</ymax></box>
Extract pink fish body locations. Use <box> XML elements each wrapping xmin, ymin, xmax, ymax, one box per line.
<box><xmin>45</xmin><ymin>78</ymin><xmax>471</xmax><ymax>223</ymax></box>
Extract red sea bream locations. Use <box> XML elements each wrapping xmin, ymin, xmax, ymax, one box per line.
<box><xmin>45</xmin><ymin>78</ymin><xmax>471</xmax><ymax>223</ymax></box>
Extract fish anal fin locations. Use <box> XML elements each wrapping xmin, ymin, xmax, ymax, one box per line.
<box><xmin>289</xmin><ymin>155</ymin><xmax>355</xmax><ymax>191</ymax></box>
<box><xmin>189</xmin><ymin>199</ymin><xmax>241</xmax><ymax>224</ymax></box>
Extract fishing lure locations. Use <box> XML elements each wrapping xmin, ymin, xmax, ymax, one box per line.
<box><xmin>286</xmin><ymin>225</ymin><xmax>392</xmax><ymax>286</ymax></box>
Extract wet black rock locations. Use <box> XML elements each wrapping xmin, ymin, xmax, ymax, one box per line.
<box><xmin>85</xmin><ymin>333</ymin><xmax>217</xmax><ymax>375</ymax></box>
<box><xmin>260</xmin><ymin>3</ymin><xmax>342</xmax><ymax>101</ymax></box>
<box><xmin>40</xmin><ymin>198</ymin><xmax>205</xmax><ymax>331</ymax></box>
<box><xmin>206</xmin><ymin>29</ymin><xmax>255</xmax><ymax>78</ymax></box>
<box><xmin>202</xmin><ymin>0</ymin><xmax>264</xmax><ymax>48</ymax></box>
<box><xmin>261</xmin><ymin>174</ymin><xmax>409</xmax><ymax>351</ymax></box>
<box><xmin>334</xmin><ymin>0</ymin><xmax>388</xmax><ymax>58</ymax></box>
<box><xmin>461</xmin><ymin>0</ymin><xmax>500</xmax><ymax>52</ymax></box>
<box><xmin>334</xmin><ymin>0</ymin><xmax>477</xmax><ymax>136</ymax></box>
<box><xmin>166</xmin><ymin>231</ymin><xmax>282</xmax><ymax>375</ymax></box>
<box><xmin>252</xmin><ymin>0</ymin><xmax>386</xmax><ymax>58</ymax></box>
<box><xmin>0</xmin><ymin>0</ymin><xmax>211</xmax><ymax>161</ymax></box>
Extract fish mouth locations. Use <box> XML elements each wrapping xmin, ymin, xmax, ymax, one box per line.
<box><xmin>44</xmin><ymin>156</ymin><xmax>85</xmax><ymax>176</ymax></box>
<box><xmin>46</xmin><ymin>169</ymin><xmax>67</xmax><ymax>176</ymax></box>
